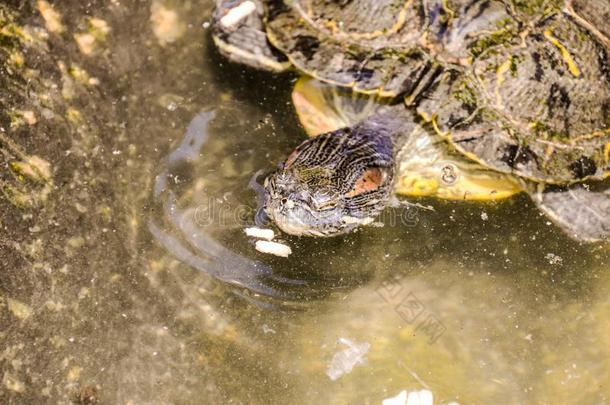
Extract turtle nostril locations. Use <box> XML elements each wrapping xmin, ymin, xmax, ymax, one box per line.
<box><xmin>281</xmin><ymin>198</ymin><xmax>296</xmax><ymax>210</ymax></box>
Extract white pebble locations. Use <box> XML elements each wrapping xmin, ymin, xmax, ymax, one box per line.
<box><xmin>244</xmin><ymin>227</ymin><xmax>275</xmax><ymax>241</ymax></box>
<box><xmin>220</xmin><ymin>1</ymin><xmax>257</xmax><ymax>29</ymax></box>
<box><xmin>255</xmin><ymin>240</ymin><xmax>292</xmax><ymax>257</ymax></box>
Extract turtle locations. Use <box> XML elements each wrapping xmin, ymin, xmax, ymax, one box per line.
<box><xmin>211</xmin><ymin>0</ymin><xmax>610</xmax><ymax>242</ymax></box>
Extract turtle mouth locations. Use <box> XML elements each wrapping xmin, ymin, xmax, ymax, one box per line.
<box><xmin>269</xmin><ymin>210</ymin><xmax>328</xmax><ymax>237</ymax></box>
<box><xmin>263</xmin><ymin>173</ymin><xmax>356</xmax><ymax>237</ymax></box>
<box><xmin>265</xmin><ymin>195</ymin><xmax>348</xmax><ymax>237</ymax></box>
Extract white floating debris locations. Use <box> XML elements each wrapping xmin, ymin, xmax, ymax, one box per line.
<box><xmin>481</xmin><ymin>211</ymin><xmax>488</xmax><ymax>221</ymax></box>
<box><xmin>383</xmin><ymin>390</ymin><xmax>408</xmax><ymax>405</ymax></box>
<box><xmin>341</xmin><ymin>215</ymin><xmax>374</xmax><ymax>225</ymax></box>
<box><xmin>255</xmin><ymin>240</ymin><xmax>292</xmax><ymax>257</ymax></box>
<box><xmin>245</xmin><ymin>227</ymin><xmax>275</xmax><ymax>241</ymax></box>
<box><xmin>406</xmin><ymin>390</ymin><xmax>434</xmax><ymax>405</ymax></box>
<box><xmin>382</xmin><ymin>389</ymin><xmax>434</xmax><ymax>405</ymax></box>
<box><xmin>326</xmin><ymin>338</ymin><xmax>370</xmax><ymax>381</ymax></box>
<box><xmin>220</xmin><ymin>1</ymin><xmax>257</xmax><ymax>29</ymax></box>
<box><xmin>545</xmin><ymin>253</ymin><xmax>563</xmax><ymax>265</ymax></box>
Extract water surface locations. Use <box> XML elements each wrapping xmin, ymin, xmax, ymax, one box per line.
<box><xmin>1</xmin><ymin>1</ymin><xmax>609</xmax><ymax>404</ymax></box>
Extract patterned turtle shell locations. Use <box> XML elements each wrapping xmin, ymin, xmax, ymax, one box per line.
<box><xmin>264</xmin><ymin>0</ymin><xmax>610</xmax><ymax>184</ymax></box>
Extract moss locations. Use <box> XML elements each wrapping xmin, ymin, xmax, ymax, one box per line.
<box><xmin>452</xmin><ymin>79</ymin><xmax>478</xmax><ymax>107</ymax></box>
<box><xmin>1</xmin><ymin>4</ymin><xmax>58</xmax><ymax>211</ymax></box>
<box><xmin>509</xmin><ymin>54</ymin><xmax>523</xmax><ymax>76</ymax></box>
<box><xmin>68</xmin><ymin>64</ymin><xmax>94</xmax><ymax>85</ymax></box>
<box><xmin>511</xmin><ymin>0</ymin><xmax>562</xmax><ymax>17</ymax></box>
<box><xmin>85</xmin><ymin>17</ymin><xmax>110</xmax><ymax>41</ymax></box>
<box><xmin>73</xmin><ymin>16</ymin><xmax>111</xmax><ymax>55</ymax></box>
<box><xmin>0</xmin><ymin>9</ymin><xmax>29</xmax><ymax>49</ymax></box>
<box><xmin>0</xmin><ymin>183</ymin><xmax>33</xmax><ymax>208</ymax></box>
<box><xmin>66</xmin><ymin>107</ymin><xmax>83</xmax><ymax>124</ymax></box>
<box><xmin>529</xmin><ymin>120</ymin><xmax>571</xmax><ymax>142</ymax></box>
<box><xmin>9</xmin><ymin>156</ymin><xmax>52</xmax><ymax>184</ymax></box>
<box><xmin>469</xmin><ymin>26</ymin><xmax>517</xmax><ymax>59</ymax></box>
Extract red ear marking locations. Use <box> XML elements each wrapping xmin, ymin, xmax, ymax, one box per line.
<box><xmin>345</xmin><ymin>167</ymin><xmax>386</xmax><ymax>198</ymax></box>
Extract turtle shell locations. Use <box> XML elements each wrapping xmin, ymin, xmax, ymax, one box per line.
<box><xmin>416</xmin><ymin>6</ymin><xmax>610</xmax><ymax>184</ymax></box>
<box><xmin>265</xmin><ymin>0</ymin><xmax>441</xmax><ymax>97</ymax></box>
<box><xmin>263</xmin><ymin>0</ymin><xmax>610</xmax><ymax>183</ymax></box>
<box><xmin>263</xmin><ymin>0</ymin><xmax>559</xmax><ymax>96</ymax></box>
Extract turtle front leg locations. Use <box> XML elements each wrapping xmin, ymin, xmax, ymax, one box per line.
<box><xmin>528</xmin><ymin>182</ymin><xmax>610</xmax><ymax>243</ymax></box>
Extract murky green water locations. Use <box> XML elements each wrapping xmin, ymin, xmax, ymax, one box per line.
<box><xmin>1</xmin><ymin>1</ymin><xmax>609</xmax><ymax>404</ymax></box>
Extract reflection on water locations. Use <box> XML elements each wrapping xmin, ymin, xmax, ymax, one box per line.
<box><xmin>149</xmin><ymin>110</ymin><xmax>292</xmax><ymax>298</ymax></box>
<box><xmin>148</xmin><ymin>55</ymin><xmax>610</xmax><ymax>402</ymax></box>
<box><xmin>147</xmin><ymin>87</ymin><xmax>610</xmax><ymax>404</ymax></box>
<box><xmin>1</xmin><ymin>0</ymin><xmax>609</xmax><ymax>404</ymax></box>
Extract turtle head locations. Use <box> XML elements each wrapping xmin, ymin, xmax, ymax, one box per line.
<box><xmin>263</xmin><ymin>125</ymin><xmax>395</xmax><ymax>237</ymax></box>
